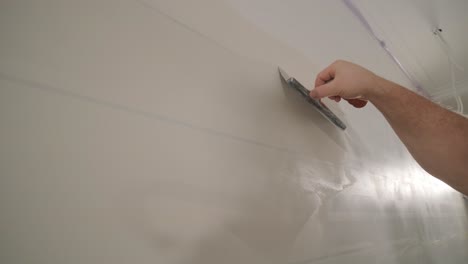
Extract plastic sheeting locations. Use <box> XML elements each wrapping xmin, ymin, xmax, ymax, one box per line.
<box><xmin>0</xmin><ymin>0</ymin><xmax>467</xmax><ymax>263</ymax></box>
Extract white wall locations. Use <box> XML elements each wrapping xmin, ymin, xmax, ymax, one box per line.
<box><xmin>1</xmin><ymin>0</ymin><xmax>467</xmax><ymax>263</ymax></box>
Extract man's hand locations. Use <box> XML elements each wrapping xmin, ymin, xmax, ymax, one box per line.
<box><xmin>313</xmin><ymin>60</ymin><xmax>468</xmax><ymax>195</ymax></box>
<box><xmin>310</xmin><ymin>60</ymin><xmax>380</xmax><ymax>108</ymax></box>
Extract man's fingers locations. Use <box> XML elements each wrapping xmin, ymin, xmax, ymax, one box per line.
<box><xmin>314</xmin><ymin>63</ymin><xmax>336</xmax><ymax>87</ymax></box>
<box><xmin>313</xmin><ymin>61</ymin><xmax>339</xmax><ymax>97</ymax></box>
<box><xmin>345</xmin><ymin>98</ymin><xmax>368</xmax><ymax>108</ymax></box>
<box><xmin>310</xmin><ymin>82</ymin><xmax>338</xmax><ymax>99</ymax></box>
<box><xmin>329</xmin><ymin>96</ymin><xmax>341</xmax><ymax>102</ymax></box>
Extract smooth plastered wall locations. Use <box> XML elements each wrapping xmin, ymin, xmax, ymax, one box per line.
<box><xmin>1</xmin><ymin>1</ymin><xmax>467</xmax><ymax>263</ymax></box>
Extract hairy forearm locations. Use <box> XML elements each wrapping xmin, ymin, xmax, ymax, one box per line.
<box><xmin>368</xmin><ymin>77</ymin><xmax>468</xmax><ymax>195</ymax></box>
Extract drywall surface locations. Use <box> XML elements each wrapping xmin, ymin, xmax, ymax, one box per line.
<box><xmin>0</xmin><ymin>0</ymin><xmax>467</xmax><ymax>263</ymax></box>
<box><xmin>224</xmin><ymin>0</ymin><xmax>468</xmax><ymax>114</ymax></box>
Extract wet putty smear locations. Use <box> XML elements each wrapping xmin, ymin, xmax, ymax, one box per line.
<box><xmin>1</xmin><ymin>0</ymin><xmax>467</xmax><ymax>264</ymax></box>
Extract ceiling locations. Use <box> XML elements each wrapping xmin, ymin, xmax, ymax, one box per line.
<box><xmin>357</xmin><ymin>0</ymin><xmax>468</xmax><ymax>113</ymax></box>
<box><xmin>225</xmin><ymin>0</ymin><xmax>468</xmax><ymax>114</ymax></box>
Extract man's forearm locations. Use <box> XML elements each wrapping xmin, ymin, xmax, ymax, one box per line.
<box><xmin>368</xmin><ymin>77</ymin><xmax>468</xmax><ymax>195</ymax></box>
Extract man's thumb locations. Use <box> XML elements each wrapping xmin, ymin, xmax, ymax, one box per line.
<box><xmin>310</xmin><ymin>83</ymin><xmax>337</xmax><ymax>99</ymax></box>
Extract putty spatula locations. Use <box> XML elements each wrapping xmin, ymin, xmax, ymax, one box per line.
<box><xmin>279</xmin><ymin>67</ymin><xmax>346</xmax><ymax>130</ymax></box>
